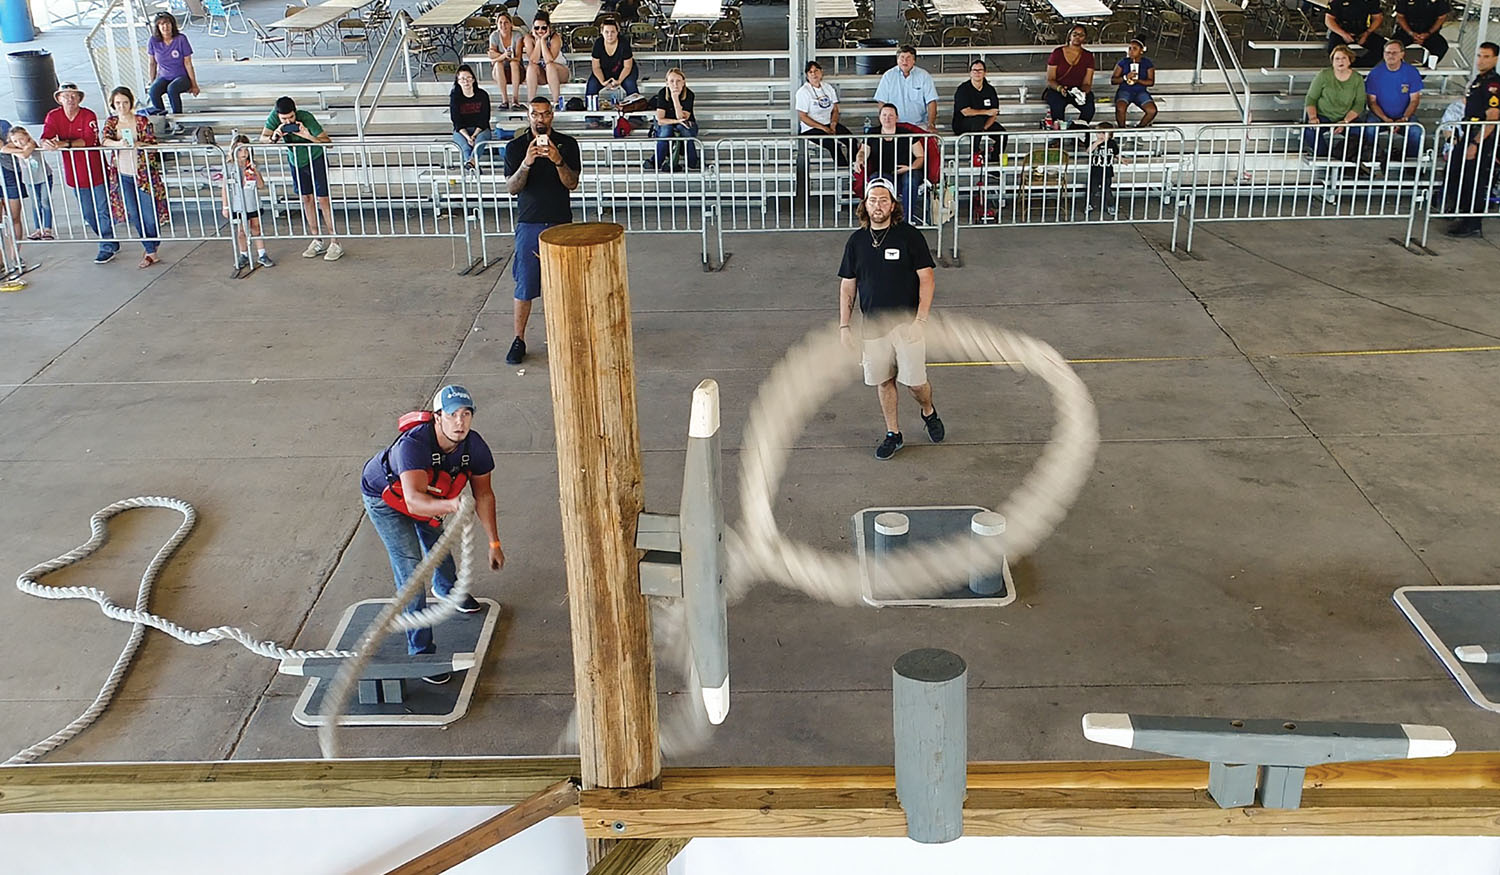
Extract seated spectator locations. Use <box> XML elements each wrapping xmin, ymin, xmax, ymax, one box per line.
<box><xmin>1364</xmin><ymin>40</ymin><xmax>1425</xmax><ymax>156</ymax></box>
<box><xmin>2</xmin><ymin>124</ymin><xmax>54</xmax><ymax>240</ymax></box>
<box><xmin>952</xmin><ymin>59</ymin><xmax>1006</xmax><ymax>159</ymax></box>
<box><xmin>147</xmin><ymin>12</ymin><xmax>199</xmax><ymax>133</ymax></box>
<box><xmin>487</xmin><ymin>14</ymin><xmax>523</xmax><ymax>110</ymax></box>
<box><xmin>1111</xmin><ymin>37</ymin><xmax>1158</xmax><ymax>127</ymax></box>
<box><xmin>874</xmin><ymin>45</ymin><xmax>938</xmax><ymax>131</ymax></box>
<box><xmin>648</xmin><ymin>67</ymin><xmax>699</xmax><ymax>171</ymax></box>
<box><xmin>587</xmin><ymin>18</ymin><xmax>639</xmax><ymax>100</ymax></box>
<box><xmin>1395</xmin><ymin>0</ymin><xmax>1449</xmax><ymax>66</ymax></box>
<box><xmin>100</xmin><ymin>86</ymin><xmax>168</xmax><ymax>269</ymax></box>
<box><xmin>797</xmin><ymin>60</ymin><xmax>852</xmax><ymax>165</ymax></box>
<box><xmin>1045</xmin><ymin>25</ymin><xmax>1096</xmax><ymax>125</ymax></box>
<box><xmin>450</xmin><ymin>64</ymin><xmax>493</xmax><ymax>168</ymax></box>
<box><xmin>524</xmin><ymin>11</ymin><xmax>570</xmax><ymax>106</ymax></box>
<box><xmin>854</xmin><ymin>103</ymin><xmax>926</xmax><ymax>225</ymax></box>
<box><xmin>1325</xmin><ymin>0</ymin><xmax>1384</xmax><ymax>68</ymax></box>
<box><xmin>1303</xmin><ymin>45</ymin><xmax>1367</xmax><ymax>156</ymax></box>
<box><xmin>41</xmin><ymin>83</ymin><xmax>116</xmax><ymax>265</ymax></box>
<box><xmin>223</xmin><ymin>134</ymin><xmax>273</xmax><ymax>270</ymax></box>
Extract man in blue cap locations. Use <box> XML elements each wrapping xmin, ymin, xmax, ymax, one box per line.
<box><xmin>359</xmin><ymin>385</ymin><xmax>505</xmax><ymax>682</ymax></box>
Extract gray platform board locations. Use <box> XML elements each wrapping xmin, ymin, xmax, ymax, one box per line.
<box><xmin>853</xmin><ymin>505</ymin><xmax>1016</xmax><ymax>608</ymax></box>
<box><xmin>1394</xmin><ymin>586</ymin><xmax>1500</xmax><ymax>714</ymax></box>
<box><xmin>293</xmin><ymin>597</ymin><xmax>500</xmax><ymax>727</ymax></box>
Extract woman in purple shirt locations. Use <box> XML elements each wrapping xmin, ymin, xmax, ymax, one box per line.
<box><xmin>147</xmin><ymin>12</ymin><xmax>199</xmax><ymax>124</ymax></box>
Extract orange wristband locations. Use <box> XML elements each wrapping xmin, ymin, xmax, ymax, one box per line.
<box><xmin>489</xmin><ymin>540</ymin><xmax>502</xmax><ymax>549</ymax></box>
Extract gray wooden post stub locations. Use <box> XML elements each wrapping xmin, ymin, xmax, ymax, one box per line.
<box><xmin>968</xmin><ymin>511</ymin><xmax>1007</xmax><ymax>596</ymax></box>
<box><xmin>875</xmin><ymin>512</ymin><xmax>910</xmax><ymax>554</ymax></box>
<box><xmin>893</xmin><ymin>648</ymin><xmax>967</xmax><ymax>843</ymax></box>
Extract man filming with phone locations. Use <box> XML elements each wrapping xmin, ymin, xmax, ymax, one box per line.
<box><xmin>261</xmin><ymin>96</ymin><xmax>342</xmax><ymax>261</ymax></box>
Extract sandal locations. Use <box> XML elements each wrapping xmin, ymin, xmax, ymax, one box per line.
<box><xmin>138</xmin><ymin>253</ymin><xmax>160</xmax><ymax>269</ymax></box>
<box><xmin>26</xmin><ymin>230</ymin><xmax>44</xmax><ymax>240</ymax></box>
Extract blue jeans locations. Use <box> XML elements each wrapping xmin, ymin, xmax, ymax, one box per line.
<box><xmin>118</xmin><ymin>175</ymin><xmax>160</xmax><ymax>254</ymax></box>
<box><xmin>452</xmin><ymin>129</ymin><xmax>492</xmax><ymax>163</ymax></box>
<box><xmin>74</xmin><ymin>182</ymin><xmax>117</xmax><ymax>257</ymax></box>
<box><xmin>653</xmin><ymin>120</ymin><xmax>700</xmax><ymax>167</ymax></box>
<box><xmin>585</xmin><ymin>70</ymin><xmax>639</xmax><ymax>96</ymax></box>
<box><xmin>26</xmin><ymin>179</ymin><xmax>53</xmax><ymax>231</ymax></box>
<box><xmin>1362</xmin><ymin>113</ymin><xmax>1424</xmax><ymax>156</ymax></box>
<box><xmin>149</xmin><ymin>75</ymin><xmax>192</xmax><ymax>115</ymax></box>
<box><xmin>362</xmin><ymin>493</ymin><xmax>460</xmax><ymax>655</ymax></box>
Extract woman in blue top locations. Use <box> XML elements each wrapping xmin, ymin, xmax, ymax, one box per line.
<box><xmin>1111</xmin><ymin>37</ymin><xmax>1157</xmax><ymax>127</ymax></box>
<box><xmin>147</xmin><ymin>12</ymin><xmax>199</xmax><ymax>127</ymax></box>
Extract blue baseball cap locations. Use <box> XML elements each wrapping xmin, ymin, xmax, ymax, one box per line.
<box><xmin>433</xmin><ymin>384</ymin><xmax>475</xmax><ymax>414</ymax></box>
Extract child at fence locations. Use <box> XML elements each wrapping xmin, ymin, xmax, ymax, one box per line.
<box><xmin>223</xmin><ymin>135</ymin><xmax>273</xmax><ymax>270</ymax></box>
<box><xmin>2</xmin><ymin>126</ymin><xmax>54</xmax><ymax>240</ymax></box>
<box><xmin>1085</xmin><ymin>123</ymin><xmax>1123</xmax><ymax>216</ymax></box>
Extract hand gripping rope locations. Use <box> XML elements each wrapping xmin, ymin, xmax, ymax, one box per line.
<box><xmin>8</xmin><ymin>494</ymin><xmax>480</xmax><ymax>764</ymax></box>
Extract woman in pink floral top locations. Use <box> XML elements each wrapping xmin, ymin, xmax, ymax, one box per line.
<box><xmin>100</xmin><ymin>85</ymin><xmax>169</xmax><ymax>268</ymax></box>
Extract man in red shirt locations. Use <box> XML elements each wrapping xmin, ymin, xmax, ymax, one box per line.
<box><xmin>41</xmin><ymin>83</ymin><xmax>117</xmax><ymax>264</ymax></box>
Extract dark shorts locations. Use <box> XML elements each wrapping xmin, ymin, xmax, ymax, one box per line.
<box><xmin>1115</xmin><ymin>86</ymin><xmax>1154</xmax><ymax>107</ymax></box>
<box><xmin>292</xmin><ymin>154</ymin><xmax>330</xmax><ymax>198</ymax></box>
<box><xmin>513</xmin><ymin>220</ymin><xmax>561</xmax><ymax>301</ymax></box>
<box><xmin>1</xmin><ymin>167</ymin><xmax>19</xmax><ymax>201</ymax></box>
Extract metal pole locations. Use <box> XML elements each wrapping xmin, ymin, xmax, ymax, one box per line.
<box><xmin>1194</xmin><ymin>0</ymin><xmax>1207</xmax><ymax>85</ymax></box>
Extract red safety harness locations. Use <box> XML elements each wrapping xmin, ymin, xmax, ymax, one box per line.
<box><xmin>380</xmin><ymin>411</ymin><xmax>470</xmax><ymax>526</ymax></box>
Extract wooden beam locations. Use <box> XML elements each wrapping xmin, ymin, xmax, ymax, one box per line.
<box><xmin>587</xmin><ymin>838</ymin><xmax>691</xmax><ymax>875</ymax></box>
<box><xmin>386</xmin><ymin>779</ymin><xmax>580</xmax><ymax>875</ymax></box>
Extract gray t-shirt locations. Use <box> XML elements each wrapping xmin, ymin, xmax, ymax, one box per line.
<box><xmin>488</xmin><ymin>28</ymin><xmax>521</xmax><ymax>58</ymax></box>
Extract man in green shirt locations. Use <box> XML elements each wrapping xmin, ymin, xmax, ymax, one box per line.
<box><xmin>260</xmin><ymin>96</ymin><xmax>342</xmax><ymax>261</ymax></box>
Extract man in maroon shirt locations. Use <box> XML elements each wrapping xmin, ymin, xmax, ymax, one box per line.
<box><xmin>41</xmin><ymin>83</ymin><xmax>117</xmax><ymax>264</ymax></box>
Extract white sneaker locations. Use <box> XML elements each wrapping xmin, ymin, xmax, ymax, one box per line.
<box><xmin>302</xmin><ymin>239</ymin><xmax>325</xmax><ymax>258</ymax></box>
<box><xmin>323</xmin><ymin>241</ymin><xmax>345</xmax><ymax>262</ymax></box>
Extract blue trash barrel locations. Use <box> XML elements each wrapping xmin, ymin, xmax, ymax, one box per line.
<box><xmin>7</xmin><ymin>49</ymin><xmax>56</xmax><ymax>123</ymax></box>
<box><xmin>0</xmin><ymin>0</ymin><xmax>35</xmax><ymax>44</ymax></box>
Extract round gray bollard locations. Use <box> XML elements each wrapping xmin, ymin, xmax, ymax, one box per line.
<box><xmin>892</xmin><ymin>648</ymin><xmax>967</xmax><ymax>844</ymax></box>
<box><xmin>873</xmin><ymin>511</ymin><xmax>910</xmax><ymax>554</ymax></box>
<box><xmin>968</xmin><ymin>511</ymin><xmax>1007</xmax><ymax>596</ymax></box>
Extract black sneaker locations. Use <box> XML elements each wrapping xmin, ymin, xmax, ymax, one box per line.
<box><xmin>875</xmin><ymin>431</ymin><xmax>903</xmax><ymax>460</ymax></box>
<box><xmin>421</xmin><ymin>671</ymin><xmax>452</xmax><ymax>685</ymax></box>
<box><xmin>448</xmin><ymin>594</ymin><xmax>483</xmax><ymax>613</ymax></box>
<box><xmin>922</xmin><ymin>408</ymin><xmax>945</xmax><ymax>443</ymax></box>
<box><xmin>505</xmin><ymin>336</ymin><xmax>526</xmax><ymax>364</ymax></box>
<box><xmin>1447</xmin><ymin>219</ymin><xmax>1482</xmax><ymax>238</ymax></box>
<box><xmin>94</xmin><ymin>250</ymin><xmax>116</xmax><ymax>265</ymax></box>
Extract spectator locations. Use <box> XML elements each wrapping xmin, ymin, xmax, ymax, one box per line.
<box><xmin>1045</xmin><ymin>24</ymin><xmax>1096</xmax><ymax>125</ymax></box>
<box><xmin>41</xmin><ymin>83</ymin><xmax>117</xmax><ymax>265</ymax></box>
<box><xmin>524</xmin><ymin>11</ymin><xmax>570</xmax><ymax>107</ymax></box>
<box><xmin>1303</xmin><ymin>45</ymin><xmax>1366</xmax><ymax>156</ymax></box>
<box><xmin>100</xmin><ymin>86</ymin><xmax>167</xmax><ymax>269</ymax></box>
<box><xmin>951</xmin><ymin>59</ymin><xmax>1006</xmax><ymax>159</ymax></box>
<box><xmin>487</xmin><ymin>14</ymin><xmax>523</xmax><ymax>110</ymax></box>
<box><xmin>146</xmin><ymin>12</ymin><xmax>198</xmax><ymax>133</ymax></box>
<box><xmin>1395</xmin><ymin>0</ymin><xmax>1449</xmax><ymax>66</ymax></box>
<box><xmin>874</xmin><ymin>45</ymin><xmax>938</xmax><ymax>131</ymax></box>
<box><xmin>450</xmin><ymin>64</ymin><xmax>492</xmax><ymax>168</ymax></box>
<box><xmin>1085</xmin><ymin>122</ymin><xmax>1122</xmax><ymax>216</ymax></box>
<box><xmin>0</xmin><ymin>118</ymin><xmax>29</xmax><ymax>246</ymax></box>
<box><xmin>1364</xmin><ymin>40</ymin><xmax>1425</xmax><ymax>157</ymax></box>
<box><xmin>1325</xmin><ymin>0</ymin><xmax>1384</xmax><ymax>68</ymax></box>
<box><xmin>854</xmin><ymin>103</ymin><xmax>926</xmax><ymax>225</ymax></box>
<box><xmin>587</xmin><ymin>18</ymin><xmax>639</xmax><ymax>100</ymax></box>
<box><xmin>648</xmin><ymin>67</ymin><xmax>700</xmax><ymax>171</ymax></box>
<box><xmin>1111</xmin><ymin>37</ymin><xmax>1158</xmax><ymax>127</ymax></box>
<box><xmin>261</xmin><ymin>96</ymin><xmax>342</xmax><ymax>261</ymax></box>
<box><xmin>1443</xmin><ymin>41</ymin><xmax>1499</xmax><ymax>238</ymax></box>
<box><xmin>797</xmin><ymin>60</ymin><xmax>851</xmax><ymax>165</ymax></box>
<box><xmin>3</xmin><ymin>124</ymin><xmax>54</xmax><ymax>240</ymax></box>
<box><xmin>223</xmin><ymin>134</ymin><xmax>273</xmax><ymax>270</ymax></box>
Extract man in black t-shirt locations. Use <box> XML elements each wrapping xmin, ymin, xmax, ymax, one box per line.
<box><xmin>503</xmin><ymin>96</ymin><xmax>581</xmax><ymax>364</ymax></box>
<box><xmin>1325</xmin><ymin>0</ymin><xmax>1385</xmax><ymax>67</ymax></box>
<box><xmin>837</xmin><ymin>178</ymin><xmax>944</xmax><ymax>461</ymax></box>
<box><xmin>1395</xmin><ymin>0</ymin><xmax>1450</xmax><ymax>64</ymax></box>
<box><xmin>952</xmin><ymin>60</ymin><xmax>1006</xmax><ymax>160</ymax></box>
<box><xmin>1444</xmin><ymin>42</ymin><xmax>1500</xmax><ymax>237</ymax></box>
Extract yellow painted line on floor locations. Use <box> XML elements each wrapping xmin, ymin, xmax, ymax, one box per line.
<box><xmin>931</xmin><ymin>345</ymin><xmax>1500</xmax><ymax>368</ymax></box>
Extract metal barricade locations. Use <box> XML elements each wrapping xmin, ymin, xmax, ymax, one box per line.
<box><xmin>1421</xmin><ymin>119</ymin><xmax>1499</xmax><ymax>246</ymax></box>
<box><xmin>578</xmin><ymin>138</ymin><xmax>712</xmax><ymax>269</ymax></box>
<box><xmin>467</xmin><ymin>138</ymin><xmax>516</xmax><ymax>274</ymax></box>
<box><xmin>1185</xmin><ymin>121</ymin><xmax>1431</xmax><ymax>250</ymax></box>
<box><xmin>947</xmin><ymin>126</ymin><xmax>1187</xmax><ymax>258</ymax></box>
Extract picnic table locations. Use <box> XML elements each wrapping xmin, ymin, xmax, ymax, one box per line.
<box><xmin>670</xmin><ymin>0</ymin><xmax>721</xmax><ymax>20</ymax></box>
<box><xmin>550</xmin><ymin>0</ymin><xmax>603</xmax><ymax>24</ymax></box>
<box><xmin>411</xmin><ymin>0</ymin><xmax>485</xmax><ymax>28</ymax></box>
<box><xmin>1046</xmin><ymin>0</ymin><xmax>1111</xmax><ymax>17</ymax></box>
<box><xmin>815</xmin><ymin>0</ymin><xmax>858</xmax><ymax>17</ymax></box>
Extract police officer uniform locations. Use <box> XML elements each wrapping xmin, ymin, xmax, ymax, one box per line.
<box><xmin>1445</xmin><ymin>64</ymin><xmax>1500</xmax><ymax>236</ymax></box>
<box><xmin>1326</xmin><ymin>0</ymin><xmax>1386</xmax><ymax>68</ymax></box>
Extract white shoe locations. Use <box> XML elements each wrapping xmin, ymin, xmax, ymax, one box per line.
<box><xmin>323</xmin><ymin>241</ymin><xmax>345</xmax><ymax>262</ymax></box>
<box><xmin>302</xmin><ymin>239</ymin><xmax>325</xmax><ymax>258</ymax></box>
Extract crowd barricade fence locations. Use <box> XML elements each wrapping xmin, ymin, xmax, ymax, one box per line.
<box><xmin>1420</xmin><ymin>119</ymin><xmax>1499</xmax><ymax>247</ymax></box>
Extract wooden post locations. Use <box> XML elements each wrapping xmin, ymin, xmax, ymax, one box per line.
<box><xmin>893</xmin><ymin>648</ymin><xmax>968</xmax><ymax>844</ymax></box>
<box><xmin>539</xmin><ymin>223</ymin><xmax>662</xmax><ymax>863</ymax></box>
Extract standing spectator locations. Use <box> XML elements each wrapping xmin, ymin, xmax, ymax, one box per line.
<box><xmin>1303</xmin><ymin>46</ymin><xmax>1366</xmax><ymax>156</ymax></box>
<box><xmin>0</xmin><ymin>118</ymin><xmax>29</xmax><ymax>246</ymax></box>
<box><xmin>1364</xmin><ymin>40</ymin><xmax>1425</xmax><ymax>156</ymax></box>
<box><xmin>648</xmin><ymin>67</ymin><xmax>700</xmax><ymax>171</ymax></box>
<box><xmin>798</xmin><ymin>60</ymin><xmax>852</xmax><ymax>165</ymax></box>
<box><xmin>1443</xmin><ymin>42</ymin><xmax>1499</xmax><ymax>238</ymax></box>
<box><xmin>874</xmin><ymin>45</ymin><xmax>939</xmax><ymax>131</ymax></box>
<box><xmin>503</xmin><ymin>97</ymin><xmax>581</xmax><ymax>364</ymax></box>
<box><xmin>261</xmin><ymin>96</ymin><xmax>342</xmax><ymax>261</ymax></box>
<box><xmin>450</xmin><ymin>64</ymin><xmax>492</xmax><ymax>168</ymax></box>
<box><xmin>587</xmin><ymin>18</ymin><xmax>639</xmax><ymax>100</ymax></box>
<box><xmin>1111</xmin><ymin>37</ymin><xmax>1158</xmax><ymax>127</ymax></box>
<box><xmin>952</xmin><ymin>59</ymin><xmax>1005</xmax><ymax>159</ymax></box>
<box><xmin>1045</xmin><ymin>25</ymin><xmax>1097</xmax><ymax>125</ymax></box>
<box><xmin>1395</xmin><ymin>0</ymin><xmax>1449</xmax><ymax>66</ymax></box>
<box><xmin>223</xmin><ymin>134</ymin><xmax>273</xmax><ymax>270</ymax></box>
<box><xmin>146</xmin><ymin>12</ymin><xmax>199</xmax><ymax>133</ymax></box>
<box><xmin>1325</xmin><ymin>0</ymin><xmax>1385</xmax><ymax>68</ymax></box>
<box><xmin>524</xmin><ymin>11</ymin><xmax>570</xmax><ymax>107</ymax></box>
<box><xmin>854</xmin><ymin>105</ymin><xmax>927</xmax><ymax>240</ymax></box>
<box><xmin>1085</xmin><ymin>122</ymin><xmax>1122</xmax><ymax>216</ymax></box>
<box><xmin>100</xmin><ymin>86</ymin><xmax>167</xmax><ymax>269</ymax></box>
<box><xmin>41</xmin><ymin>83</ymin><xmax>117</xmax><ymax>265</ymax></box>
<box><xmin>488</xmin><ymin>14</ymin><xmax>523</xmax><ymax>110</ymax></box>
<box><xmin>837</xmin><ymin>178</ymin><xmax>943</xmax><ymax>461</ymax></box>
<box><xmin>3</xmin><ymin>124</ymin><xmax>54</xmax><ymax>240</ymax></box>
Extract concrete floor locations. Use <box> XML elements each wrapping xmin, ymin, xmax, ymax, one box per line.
<box><xmin>2</xmin><ymin>217</ymin><xmax>1499</xmax><ymax>768</ymax></box>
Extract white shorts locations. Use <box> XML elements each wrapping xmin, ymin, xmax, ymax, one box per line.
<box><xmin>862</xmin><ymin>324</ymin><xmax>927</xmax><ymax>387</ymax></box>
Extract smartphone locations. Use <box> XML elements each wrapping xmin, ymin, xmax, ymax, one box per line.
<box><xmin>280</xmin><ymin>123</ymin><xmax>299</xmax><ymax>134</ymax></box>
<box><xmin>535</xmin><ymin>134</ymin><xmax>550</xmax><ymax>148</ymax></box>
<box><xmin>120</xmin><ymin>127</ymin><xmax>135</xmax><ymax>147</ymax></box>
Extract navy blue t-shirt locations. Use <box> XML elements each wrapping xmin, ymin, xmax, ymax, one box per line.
<box><xmin>360</xmin><ymin>420</ymin><xmax>496</xmax><ymax>500</ymax></box>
